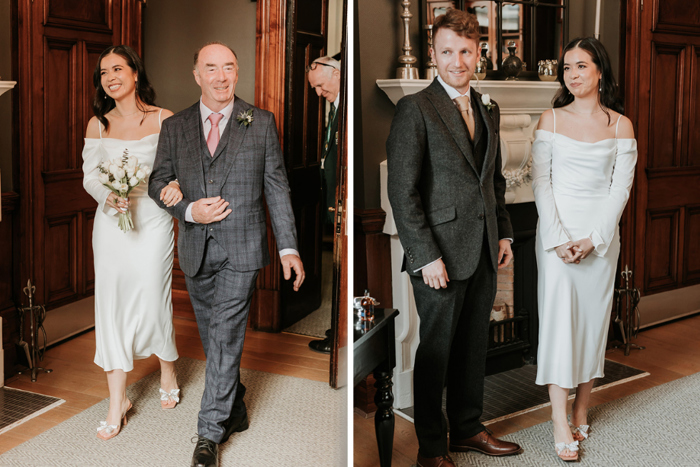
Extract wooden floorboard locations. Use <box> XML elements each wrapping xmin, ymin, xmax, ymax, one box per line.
<box><xmin>353</xmin><ymin>313</ymin><xmax>700</xmax><ymax>466</ymax></box>
<box><xmin>1</xmin><ymin>317</ymin><xmax>330</xmax><ymax>454</ymax></box>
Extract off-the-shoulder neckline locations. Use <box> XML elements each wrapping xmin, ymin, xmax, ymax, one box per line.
<box><xmin>84</xmin><ymin>133</ymin><xmax>160</xmax><ymax>142</ymax></box>
<box><xmin>535</xmin><ymin>129</ymin><xmax>635</xmax><ymax>144</ymax></box>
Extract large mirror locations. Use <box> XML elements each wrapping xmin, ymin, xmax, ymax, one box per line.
<box><xmin>423</xmin><ymin>0</ymin><xmax>570</xmax><ymax>79</ymax></box>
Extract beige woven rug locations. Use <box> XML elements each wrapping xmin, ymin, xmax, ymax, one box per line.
<box><xmin>0</xmin><ymin>358</ymin><xmax>346</xmax><ymax>466</ymax></box>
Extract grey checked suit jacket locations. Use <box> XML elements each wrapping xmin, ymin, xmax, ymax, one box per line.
<box><xmin>148</xmin><ymin>97</ymin><xmax>298</xmax><ymax>277</ymax></box>
<box><xmin>386</xmin><ymin>78</ymin><xmax>513</xmax><ymax>281</ymax></box>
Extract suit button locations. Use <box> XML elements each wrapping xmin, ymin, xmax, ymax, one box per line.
<box><xmin>209</xmin><ymin>228</ymin><xmax>213</xmax><ymax>232</ymax></box>
<box><xmin>209</xmin><ymin>180</ymin><xmax>214</xmax><ymax>184</ymax></box>
<box><xmin>478</xmin><ymin>213</ymin><xmax>485</xmax><ymax>220</ymax></box>
<box><xmin>200</xmin><ymin>226</ymin><xmax>204</xmax><ymax>230</ymax></box>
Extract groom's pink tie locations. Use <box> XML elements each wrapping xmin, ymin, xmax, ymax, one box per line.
<box><xmin>207</xmin><ymin>113</ymin><xmax>223</xmax><ymax>156</ymax></box>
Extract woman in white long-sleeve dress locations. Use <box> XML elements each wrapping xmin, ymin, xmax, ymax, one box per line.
<box><xmin>82</xmin><ymin>45</ymin><xmax>183</xmax><ymax>440</ymax></box>
<box><xmin>531</xmin><ymin>37</ymin><xmax>637</xmax><ymax>462</ymax></box>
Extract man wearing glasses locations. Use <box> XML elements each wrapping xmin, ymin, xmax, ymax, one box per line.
<box><xmin>306</xmin><ymin>55</ymin><xmax>341</xmax><ymax>354</ymax></box>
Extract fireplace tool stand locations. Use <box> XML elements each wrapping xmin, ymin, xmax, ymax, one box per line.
<box><xmin>16</xmin><ymin>279</ymin><xmax>52</xmax><ymax>382</ymax></box>
<box><xmin>611</xmin><ymin>266</ymin><xmax>645</xmax><ymax>356</ymax></box>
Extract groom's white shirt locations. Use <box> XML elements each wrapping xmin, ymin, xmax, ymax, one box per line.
<box><xmin>185</xmin><ymin>98</ymin><xmax>298</xmax><ymax>259</ymax></box>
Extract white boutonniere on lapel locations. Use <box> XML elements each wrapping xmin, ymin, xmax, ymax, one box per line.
<box><xmin>236</xmin><ymin>109</ymin><xmax>254</xmax><ymax>128</ymax></box>
<box><xmin>481</xmin><ymin>94</ymin><xmax>496</xmax><ymax>115</ymax></box>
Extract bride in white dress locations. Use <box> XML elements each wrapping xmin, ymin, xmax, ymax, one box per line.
<box><xmin>531</xmin><ymin>37</ymin><xmax>637</xmax><ymax>462</ymax></box>
<box><xmin>81</xmin><ymin>45</ymin><xmax>183</xmax><ymax>440</ymax></box>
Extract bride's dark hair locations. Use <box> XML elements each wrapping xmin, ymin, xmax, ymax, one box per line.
<box><xmin>92</xmin><ymin>45</ymin><xmax>156</xmax><ymax>132</ymax></box>
<box><xmin>552</xmin><ymin>37</ymin><xmax>623</xmax><ymax>125</ymax></box>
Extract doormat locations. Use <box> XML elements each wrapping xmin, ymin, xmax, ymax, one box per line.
<box><xmin>396</xmin><ymin>359</ymin><xmax>649</xmax><ymax>425</ymax></box>
<box><xmin>0</xmin><ymin>387</ymin><xmax>65</xmax><ymax>435</ymax></box>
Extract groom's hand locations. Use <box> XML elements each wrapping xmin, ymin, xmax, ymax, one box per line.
<box><xmin>191</xmin><ymin>196</ymin><xmax>232</xmax><ymax>224</ymax></box>
<box><xmin>422</xmin><ymin>259</ymin><xmax>449</xmax><ymax>289</ymax></box>
<box><xmin>281</xmin><ymin>254</ymin><xmax>305</xmax><ymax>291</ymax></box>
<box><xmin>498</xmin><ymin>239</ymin><xmax>513</xmax><ymax>269</ymax></box>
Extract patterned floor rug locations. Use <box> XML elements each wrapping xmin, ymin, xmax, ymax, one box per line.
<box><xmin>0</xmin><ymin>358</ymin><xmax>346</xmax><ymax>466</ymax></box>
<box><xmin>0</xmin><ymin>387</ymin><xmax>65</xmax><ymax>436</ymax></box>
<box><xmin>448</xmin><ymin>371</ymin><xmax>700</xmax><ymax>466</ymax></box>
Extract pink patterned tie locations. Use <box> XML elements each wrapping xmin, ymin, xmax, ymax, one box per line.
<box><xmin>207</xmin><ymin>113</ymin><xmax>223</xmax><ymax>156</ymax></box>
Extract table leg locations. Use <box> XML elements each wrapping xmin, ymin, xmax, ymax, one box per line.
<box><xmin>373</xmin><ymin>368</ymin><xmax>394</xmax><ymax>467</ymax></box>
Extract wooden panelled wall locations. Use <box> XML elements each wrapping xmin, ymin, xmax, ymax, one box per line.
<box><xmin>2</xmin><ymin>0</ymin><xmax>144</xmax><ymax>379</ymax></box>
<box><xmin>622</xmin><ymin>0</ymin><xmax>700</xmax><ymax>296</ymax></box>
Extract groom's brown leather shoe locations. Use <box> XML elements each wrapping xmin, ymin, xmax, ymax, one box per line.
<box><xmin>449</xmin><ymin>430</ymin><xmax>523</xmax><ymax>456</ymax></box>
<box><xmin>416</xmin><ymin>453</ymin><xmax>456</xmax><ymax>467</ymax></box>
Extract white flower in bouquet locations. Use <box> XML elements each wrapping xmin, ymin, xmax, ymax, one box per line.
<box><xmin>126</xmin><ymin>156</ymin><xmax>138</xmax><ymax>170</ymax></box>
<box><xmin>100</xmin><ymin>161</ymin><xmax>110</xmax><ymax>171</ymax></box>
<box><xmin>115</xmin><ymin>167</ymin><xmax>126</xmax><ymax>179</ymax></box>
<box><xmin>126</xmin><ymin>168</ymin><xmax>135</xmax><ymax>178</ymax></box>
<box><xmin>99</xmin><ymin>149</ymin><xmax>152</xmax><ymax>233</ymax></box>
<box><xmin>109</xmin><ymin>164</ymin><xmax>119</xmax><ymax>176</ymax></box>
<box><xmin>111</xmin><ymin>179</ymin><xmax>122</xmax><ymax>190</ymax></box>
<box><xmin>114</xmin><ymin>157</ymin><xmax>123</xmax><ymax>168</ymax></box>
<box><xmin>136</xmin><ymin>169</ymin><xmax>146</xmax><ymax>179</ymax></box>
<box><xmin>129</xmin><ymin>176</ymin><xmax>139</xmax><ymax>186</ymax></box>
<box><xmin>98</xmin><ymin>173</ymin><xmax>110</xmax><ymax>184</ymax></box>
<box><xmin>144</xmin><ymin>166</ymin><xmax>152</xmax><ymax>176</ymax></box>
<box><xmin>120</xmin><ymin>183</ymin><xmax>129</xmax><ymax>192</ymax></box>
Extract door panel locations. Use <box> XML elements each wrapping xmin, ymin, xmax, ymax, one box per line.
<box><xmin>649</xmin><ymin>43</ymin><xmax>684</xmax><ymax>169</ymax></box>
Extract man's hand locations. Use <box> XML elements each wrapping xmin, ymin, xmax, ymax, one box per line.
<box><xmin>422</xmin><ymin>258</ymin><xmax>449</xmax><ymax>290</ymax></box>
<box><xmin>498</xmin><ymin>239</ymin><xmax>513</xmax><ymax>269</ymax></box>
<box><xmin>191</xmin><ymin>196</ymin><xmax>232</xmax><ymax>224</ymax></box>
<box><xmin>281</xmin><ymin>254</ymin><xmax>305</xmax><ymax>291</ymax></box>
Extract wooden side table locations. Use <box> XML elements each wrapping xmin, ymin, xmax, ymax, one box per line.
<box><xmin>354</xmin><ymin>308</ymin><xmax>399</xmax><ymax>467</ymax></box>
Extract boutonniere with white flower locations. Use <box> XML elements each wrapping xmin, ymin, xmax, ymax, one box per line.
<box><xmin>236</xmin><ymin>109</ymin><xmax>254</xmax><ymax>127</ymax></box>
<box><xmin>481</xmin><ymin>94</ymin><xmax>496</xmax><ymax>114</ymax></box>
<box><xmin>98</xmin><ymin>149</ymin><xmax>151</xmax><ymax>232</ymax></box>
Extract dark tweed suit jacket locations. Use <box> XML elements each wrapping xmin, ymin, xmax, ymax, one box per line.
<box><xmin>387</xmin><ymin>78</ymin><xmax>513</xmax><ymax>281</ymax></box>
<box><xmin>148</xmin><ymin>96</ymin><xmax>298</xmax><ymax>277</ymax></box>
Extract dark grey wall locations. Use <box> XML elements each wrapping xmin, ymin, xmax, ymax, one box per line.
<box><xmin>0</xmin><ymin>0</ymin><xmax>12</xmax><ymax>191</ymax></box>
<box><xmin>355</xmin><ymin>0</ymin><xmax>621</xmax><ymax>210</ymax></box>
<box><xmin>355</xmin><ymin>0</ymin><xmax>423</xmax><ymax>210</ymax></box>
<box><xmin>143</xmin><ymin>0</ymin><xmax>257</xmax><ymax>114</ymax></box>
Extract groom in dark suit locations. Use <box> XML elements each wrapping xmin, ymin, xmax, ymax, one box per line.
<box><xmin>387</xmin><ymin>9</ymin><xmax>521</xmax><ymax>467</ymax></box>
<box><xmin>149</xmin><ymin>42</ymin><xmax>304</xmax><ymax>467</ymax></box>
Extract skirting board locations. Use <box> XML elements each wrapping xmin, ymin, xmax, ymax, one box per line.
<box><xmin>42</xmin><ymin>296</ymin><xmax>95</xmax><ymax>346</ymax></box>
<box><xmin>639</xmin><ymin>283</ymin><xmax>700</xmax><ymax>329</ymax></box>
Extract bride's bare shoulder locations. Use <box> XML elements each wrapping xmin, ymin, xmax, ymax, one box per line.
<box><xmin>537</xmin><ymin>109</ymin><xmax>554</xmax><ymax>132</ymax></box>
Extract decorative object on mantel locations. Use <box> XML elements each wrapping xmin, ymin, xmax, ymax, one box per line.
<box><xmin>0</xmin><ymin>80</ymin><xmax>16</xmax><ymax>98</ymax></box>
<box><xmin>502</xmin><ymin>41</ymin><xmax>523</xmax><ymax>81</ymax></box>
<box><xmin>396</xmin><ymin>0</ymin><xmax>420</xmax><ymax>79</ymax></box>
<box><xmin>16</xmin><ymin>280</ymin><xmax>53</xmax><ymax>382</ymax></box>
<box><xmin>424</xmin><ymin>24</ymin><xmax>438</xmax><ymax>80</ymax></box>
<box><xmin>538</xmin><ymin>60</ymin><xmax>558</xmax><ymax>81</ymax></box>
<box><xmin>474</xmin><ymin>42</ymin><xmax>490</xmax><ymax>80</ymax></box>
<box><xmin>502</xmin><ymin>157</ymin><xmax>533</xmax><ymax>189</ymax></box>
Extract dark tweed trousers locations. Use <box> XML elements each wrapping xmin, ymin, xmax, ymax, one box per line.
<box><xmin>410</xmin><ymin>238</ymin><xmax>497</xmax><ymax>458</ymax></box>
<box><xmin>185</xmin><ymin>236</ymin><xmax>258</xmax><ymax>443</ymax></box>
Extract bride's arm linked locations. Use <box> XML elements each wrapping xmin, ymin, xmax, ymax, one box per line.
<box><xmin>531</xmin><ymin>110</ymin><xmax>576</xmax><ymax>262</ymax></box>
<box><xmin>82</xmin><ymin>116</ymin><xmax>127</xmax><ymax>214</ymax></box>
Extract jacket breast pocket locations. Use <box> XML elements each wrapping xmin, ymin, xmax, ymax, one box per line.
<box><xmin>248</xmin><ymin>210</ymin><xmax>266</xmax><ymax>224</ymax></box>
<box><xmin>426</xmin><ymin>206</ymin><xmax>456</xmax><ymax>226</ymax></box>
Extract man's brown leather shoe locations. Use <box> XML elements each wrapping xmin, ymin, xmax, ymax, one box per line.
<box><xmin>416</xmin><ymin>453</ymin><xmax>457</xmax><ymax>467</ymax></box>
<box><xmin>449</xmin><ymin>430</ymin><xmax>523</xmax><ymax>456</ymax></box>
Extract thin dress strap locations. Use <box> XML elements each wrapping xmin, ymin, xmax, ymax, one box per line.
<box><xmin>615</xmin><ymin>114</ymin><xmax>622</xmax><ymax>139</ymax></box>
<box><xmin>158</xmin><ymin>109</ymin><xmax>163</xmax><ymax>130</ymax></box>
<box><xmin>98</xmin><ymin>120</ymin><xmax>103</xmax><ymax>139</ymax></box>
<box><xmin>552</xmin><ymin>108</ymin><xmax>557</xmax><ymax>134</ymax></box>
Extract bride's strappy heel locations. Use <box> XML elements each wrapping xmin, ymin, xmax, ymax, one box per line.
<box><xmin>96</xmin><ymin>400</ymin><xmax>132</xmax><ymax>440</ymax></box>
<box><xmin>572</xmin><ymin>424</ymin><xmax>589</xmax><ymax>442</ymax></box>
<box><xmin>555</xmin><ymin>440</ymin><xmax>579</xmax><ymax>462</ymax></box>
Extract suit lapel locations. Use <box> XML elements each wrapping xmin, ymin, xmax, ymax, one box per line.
<box><xmin>218</xmin><ymin>97</ymin><xmax>249</xmax><ymax>183</ymax></box>
<box><xmin>425</xmin><ymin>79</ymin><xmax>480</xmax><ymax>176</ymax></box>
<box><xmin>472</xmin><ymin>87</ymin><xmax>497</xmax><ymax>181</ymax></box>
<box><xmin>184</xmin><ymin>103</ymin><xmax>206</xmax><ymax>194</ymax></box>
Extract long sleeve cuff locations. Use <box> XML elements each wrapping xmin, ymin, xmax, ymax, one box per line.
<box><xmin>185</xmin><ymin>202</ymin><xmax>195</xmax><ymax>223</ymax></box>
<box><xmin>279</xmin><ymin>248</ymin><xmax>299</xmax><ymax>258</ymax></box>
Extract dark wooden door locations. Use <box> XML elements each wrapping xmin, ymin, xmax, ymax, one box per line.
<box><xmin>621</xmin><ymin>0</ymin><xmax>700</xmax><ymax>295</ymax></box>
<box><xmin>330</xmin><ymin>0</ymin><xmax>348</xmax><ymax>389</ymax></box>
<box><xmin>279</xmin><ymin>0</ymin><xmax>328</xmax><ymax>329</ymax></box>
<box><xmin>17</xmin><ymin>1</ymin><xmax>144</xmax><ymax>312</ymax></box>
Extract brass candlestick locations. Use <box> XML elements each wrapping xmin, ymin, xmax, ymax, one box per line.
<box><xmin>396</xmin><ymin>0</ymin><xmax>420</xmax><ymax>79</ymax></box>
<box><xmin>424</xmin><ymin>24</ymin><xmax>438</xmax><ymax>80</ymax></box>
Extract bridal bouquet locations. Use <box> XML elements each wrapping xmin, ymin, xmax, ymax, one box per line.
<box><xmin>97</xmin><ymin>149</ymin><xmax>151</xmax><ymax>232</ymax></box>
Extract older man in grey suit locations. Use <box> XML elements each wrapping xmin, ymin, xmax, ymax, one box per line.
<box><xmin>149</xmin><ymin>42</ymin><xmax>304</xmax><ymax>467</ymax></box>
<box><xmin>387</xmin><ymin>9</ymin><xmax>521</xmax><ymax>467</ymax></box>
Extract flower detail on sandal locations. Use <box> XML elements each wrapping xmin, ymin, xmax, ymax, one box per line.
<box><xmin>160</xmin><ymin>388</ymin><xmax>180</xmax><ymax>409</ymax></box>
<box><xmin>555</xmin><ymin>440</ymin><xmax>579</xmax><ymax>462</ymax></box>
<box><xmin>572</xmin><ymin>424</ymin><xmax>589</xmax><ymax>441</ymax></box>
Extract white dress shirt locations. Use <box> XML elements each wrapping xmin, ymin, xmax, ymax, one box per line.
<box><xmin>185</xmin><ymin>98</ymin><xmax>298</xmax><ymax>259</ymax></box>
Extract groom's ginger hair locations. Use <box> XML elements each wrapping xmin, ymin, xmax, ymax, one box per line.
<box><xmin>193</xmin><ymin>41</ymin><xmax>239</xmax><ymax>70</ymax></box>
<box><xmin>432</xmin><ymin>8</ymin><xmax>480</xmax><ymax>42</ymax></box>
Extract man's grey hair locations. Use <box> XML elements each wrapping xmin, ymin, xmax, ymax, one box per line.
<box><xmin>193</xmin><ymin>41</ymin><xmax>239</xmax><ymax>71</ymax></box>
<box><xmin>306</xmin><ymin>56</ymin><xmax>341</xmax><ymax>75</ymax></box>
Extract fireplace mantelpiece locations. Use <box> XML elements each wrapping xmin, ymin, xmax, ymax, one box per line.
<box><xmin>378</xmin><ymin>78</ymin><xmax>555</xmax><ymax>409</ymax></box>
